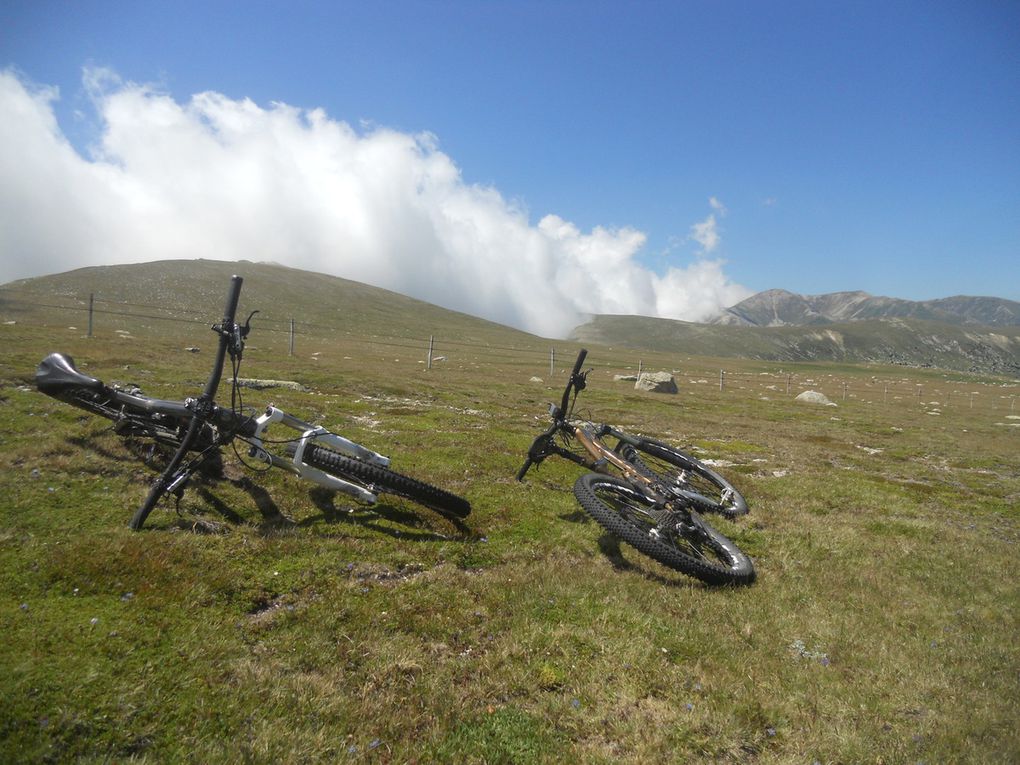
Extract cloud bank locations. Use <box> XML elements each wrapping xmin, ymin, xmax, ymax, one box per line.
<box><xmin>0</xmin><ymin>68</ymin><xmax>751</xmax><ymax>337</ymax></box>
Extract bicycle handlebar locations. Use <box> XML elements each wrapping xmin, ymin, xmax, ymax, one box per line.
<box><xmin>518</xmin><ymin>349</ymin><xmax>588</xmax><ymax>481</ymax></box>
<box><xmin>202</xmin><ymin>275</ymin><xmax>244</xmax><ymax>400</ymax></box>
<box><xmin>131</xmin><ymin>274</ymin><xmax>245</xmax><ymax>530</ymax></box>
<box><xmin>558</xmin><ymin>348</ymin><xmax>588</xmax><ymax>416</ymax></box>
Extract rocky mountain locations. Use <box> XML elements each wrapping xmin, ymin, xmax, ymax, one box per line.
<box><xmin>712</xmin><ymin>289</ymin><xmax>1020</xmax><ymax>328</ymax></box>
<box><xmin>570</xmin><ymin>314</ymin><xmax>1020</xmax><ymax>378</ymax></box>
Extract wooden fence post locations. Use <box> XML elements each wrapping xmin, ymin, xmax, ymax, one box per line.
<box><xmin>87</xmin><ymin>293</ymin><xmax>94</xmax><ymax>337</ymax></box>
<box><xmin>427</xmin><ymin>335</ymin><xmax>434</xmax><ymax>370</ymax></box>
<box><xmin>289</xmin><ymin>319</ymin><xmax>295</xmax><ymax>356</ymax></box>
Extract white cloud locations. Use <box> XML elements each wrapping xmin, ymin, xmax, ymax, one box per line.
<box><xmin>690</xmin><ymin>214</ymin><xmax>721</xmax><ymax>254</ymax></box>
<box><xmin>709</xmin><ymin>196</ymin><xmax>727</xmax><ymax>215</ymax></box>
<box><xmin>0</xmin><ymin>68</ymin><xmax>751</xmax><ymax>336</ymax></box>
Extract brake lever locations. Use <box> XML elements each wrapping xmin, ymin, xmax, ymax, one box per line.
<box><xmin>240</xmin><ymin>310</ymin><xmax>259</xmax><ymax>338</ymax></box>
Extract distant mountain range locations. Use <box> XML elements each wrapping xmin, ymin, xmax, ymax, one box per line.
<box><xmin>711</xmin><ymin>289</ymin><xmax>1020</xmax><ymax>328</ymax></box>
<box><xmin>571</xmin><ymin>290</ymin><xmax>1020</xmax><ymax>378</ymax></box>
<box><xmin>3</xmin><ymin>263</ymin><xmax>1018</xmax><ymax>378</ymax></box>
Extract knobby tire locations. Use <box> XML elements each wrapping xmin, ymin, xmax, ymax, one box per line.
<box><xmin>292</xmin><ymin>442</ymin><xmax>471</xmax><ymax>519</ymax></box>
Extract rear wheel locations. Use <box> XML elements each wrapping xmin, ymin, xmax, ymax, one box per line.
<box><xmin>287</xmin><ymin>442</ymin><xmax>471</xmax><ymax>519</ymax></box>
<box><xmin>615</xmin><ymin>437</ymin><xmax>749</xmax><ymax>517</ymax></box>
<box><xmin>573</xmin><ymin>472</ymin><xmax>754</xmax><ymax>585</ymax></box>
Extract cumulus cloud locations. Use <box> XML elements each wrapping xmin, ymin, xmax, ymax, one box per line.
<box><xmin>690</xmin><ymin>214</ymin><xmax>721</xmax><ymax>254</ymax></box>
<box><xmin>0</xmin><ymin>68</ymin><xmax>751</xmax><ymax>337</ymax></box>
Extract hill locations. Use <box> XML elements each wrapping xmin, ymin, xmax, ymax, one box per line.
<box><xmin>5</xmin><ymin>260</ymin><xmax>1019</xmax><ymax>378</ymax></box>
<box><xmin>570</xmin><ymin>313</ymin><xmax>1020</xmax><ymax>378</ymax></box>
<box><xmin>0</xmin><ymin>258</ymin><xmax>544</xmax><ymax>350</ymax></box>
<box><xmin>712</xmin><ymin>289</ymin><xmax>1020</xmax><ymax>327</ymax></box>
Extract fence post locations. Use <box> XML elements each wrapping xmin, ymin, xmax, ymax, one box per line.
<box><xmin>550</xmin><ymin>348</ymin><xmax>554</xmax><ymax>377</ymax></box>
<box><xmin>842</xmin><ymin>382</ymin><xmax>848</xmax><ymax>401</ymax></box>
<box><xmin>289</xmin><ymin>319</ymin><xmax>295</xmax><ymax>356</ymax></box>
<box><xmin>427</xmin><ymin>335</ymin><xmax>434</xmax><ymax>370</ymax></box>
<box><xmin>638</xmin><ymin>360</ymin><xmax>643</xmax><ymax>377</ymax></box>
<box><xmin>719</xmin><ymin>369</ymin><xmax>725</xmax><ymax>391</ymax></box>
<box><xmin>787</xmin><ymin>374</ymin><xmax>791</xmax><ymax>395</ymax></box>
<box><xmin>87</xmin><ymin>293</ymin><xmax>94</xmax><ymax>337</ymax></box>
<box><xmin>884</xmin><ymin>383</ymin><xmax>888</xmax><ymax>403</ymax></box>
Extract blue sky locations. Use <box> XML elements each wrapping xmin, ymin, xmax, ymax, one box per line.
<box><xmin>1</xmin><ymin>1</ymin><xmax>1018</xmax><ymax>335</ymax></box>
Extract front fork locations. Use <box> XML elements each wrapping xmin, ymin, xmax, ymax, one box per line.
<box><xmin>247</xmin><ymin>406</ymin><xmax>391</xmax><ymax>503</ymax></box>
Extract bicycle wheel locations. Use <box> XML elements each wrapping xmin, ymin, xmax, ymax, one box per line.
<box><xmin>288</xmin><ymin>442</ymin><xmax>471</xmax><ymax>519</ymax></box>
<box><xmin>573</xmin><ymin>473</ymin><xmax>755</xmax><ymax>585</ymax></box>
<box><xmin>615</xmin><ymin>437</ymin><xmax>749</xmax><ymax>518</ymax></box>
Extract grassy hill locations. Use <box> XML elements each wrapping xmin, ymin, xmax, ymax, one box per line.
<box><xmin>571</xmin><ymin>313</ymin><xmax>1020</xmax><ymax>378</ymax></box>
<box><xmin>0</xmin><ymin>258</ymin><xmax>540</xmax><ymax>347</ymax></box>
<box><xmin>1</xmin><ymin>260</ymin><xmax>1018</xmax><ymax>762</ymax></box>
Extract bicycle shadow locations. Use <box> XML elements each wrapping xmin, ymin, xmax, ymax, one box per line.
<box><xmin>595</xmin><ymin>532</ymin><xmax>701</xmax><ymax>588</ymax></box>
<box><xmin>299</xmin><ymin>486</ymin><xmax>474</xmax><ymax>542</ymax></box>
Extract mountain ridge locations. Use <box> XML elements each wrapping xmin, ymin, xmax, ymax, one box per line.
<box><xmin>711</xmin><ymin>288</ymin><xmax>1020</xmax><ymax>328</ymax></box>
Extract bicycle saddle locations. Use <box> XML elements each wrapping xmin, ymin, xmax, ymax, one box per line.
<box><xmin>35</xmin><ymin>353</ymin><xmax>105</xmax><ymax>395</ymax></box>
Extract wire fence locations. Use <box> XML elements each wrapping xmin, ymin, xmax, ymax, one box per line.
<box><xmin>3</xmin><ymin>288</ymin><xmax>1018</xmax><ymax>417</ymax></box>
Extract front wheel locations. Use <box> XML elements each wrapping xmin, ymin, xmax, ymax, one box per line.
<box><xmin>573</xmin><ymin>473</ymin><xmax>755</xmax><ymax>585</ymax></box>
<box><xmin>615</xmin><ymin>437</ymin><xmax>749</xmax><ymax>518</ymax></box>
<box><xmin>288</xmin><ymin>442</ymin><xmax>471</xmax><ymax>519</ymax></box>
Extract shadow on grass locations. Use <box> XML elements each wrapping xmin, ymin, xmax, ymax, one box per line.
<box><xmin>596</xmin><ymin>532</ymin><xmax>700</xmax><ymax>588</ymax></box>
<box><xmin>301</xmin><ymin>486</ymin><xmax>474</xmax><ymax>540</ymax></box>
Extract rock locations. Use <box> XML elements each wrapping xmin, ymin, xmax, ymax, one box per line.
<box><xmin>529</xmin><ymin>376</ymin><xmax>543</xmax><ymax>383</ymax></box>
<box><xmin>614</xmin><ymin>374</ymin><xmax>638</xmax><ymax>382</ymax></box>
<box><xmin>635</xmin><ymin>372</ymin><xmax>678</xmax><ymax>394</ymax></box>
<box><xmin>184</xmin><ymin>346</ymin><xmax>200</xmax><ymax>353</ymax></box>
<box><xmin>795</xmin><ymin>390</ymin><xmax>837</xmax><ymax>406</ymax></box>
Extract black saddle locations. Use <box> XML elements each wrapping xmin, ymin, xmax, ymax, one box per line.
<box><xmin>35</xmin><ymin>353</ymin><xmax>105</xmax><ymax>396</ymax></box>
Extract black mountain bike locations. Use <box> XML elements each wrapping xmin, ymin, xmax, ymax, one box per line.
<box><xmin>518</xmin><ymin>349</ymin><xmax>754</xmax><ymax>585</ymax></box>
<box><xmin>36</xmin><ymin>275</ymin><xmax>470</xmax><ymax>529</ymax></box>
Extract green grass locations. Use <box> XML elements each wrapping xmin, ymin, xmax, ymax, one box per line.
<box><xmin>1</xmin><ymin>261</ymin><xmax>1019</xmax><ymax>763</ymax></box>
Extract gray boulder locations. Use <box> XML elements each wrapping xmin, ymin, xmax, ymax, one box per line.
<box><xmin>635</xmin><ymin>372</ymin><xmax>678</xmax><ymax>394</ymax></box>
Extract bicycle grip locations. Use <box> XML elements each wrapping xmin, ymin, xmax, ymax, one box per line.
<box><xmin>222</xmin><ymin>275</ymin><xmax>244</xmax><ymax>323</ymax></box>
<box><xmin>571</xmin><ymin>348</ymin><xmax>588</xmax><ymax>376</ymax></box>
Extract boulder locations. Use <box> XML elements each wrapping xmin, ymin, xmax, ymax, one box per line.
<box><xmin>614</xmin><ymin>374</ymin><xmax>639</xmax><ymax>382</ymax></box>
<box><xmin>635</xmin><ymin>372</ymin><xmax>678</xmax><ymax>394</ymax></box>
<box><xmin>795</xmin><ymin>390</ymin><xmax>837</xmax><ymax>406</ymax></box>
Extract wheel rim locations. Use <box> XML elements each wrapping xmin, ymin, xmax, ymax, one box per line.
<box><xmin>620</xmin><ymin>444</ymin><xmax>742</xmax><ymax>514</ymax></box>
<box><xmin>592</xmin><ymin>481</ymin><xmax>735</xmax><ymax>569</ymax></box>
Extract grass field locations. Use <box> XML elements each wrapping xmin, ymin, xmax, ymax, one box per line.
<box><xmin>1</xmin><ymin>262</ymin><xmax>1018</xmax><ymax>763</ymax></box>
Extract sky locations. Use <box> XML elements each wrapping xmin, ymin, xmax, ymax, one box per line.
<box><xmin>1</xmin><ymin>1</ymin><xmax>1018</xmax><ymax>337</ymax></box>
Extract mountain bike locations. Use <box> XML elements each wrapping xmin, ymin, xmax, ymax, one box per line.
<box><xmin>517</xmin><ymin>349</ymin><xmax>754</xmax><ymax>585</ymax></box>
<box><xmin>35</xmin><ymin>275</ymin><xmax>470</xmax><ymax>530</ymax></box>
